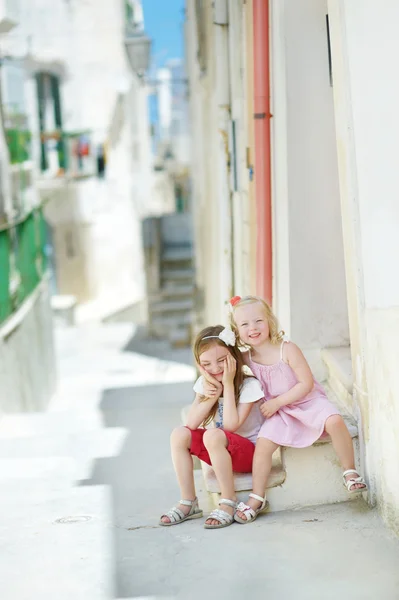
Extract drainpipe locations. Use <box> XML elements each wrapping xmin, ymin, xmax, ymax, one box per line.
<box><xmin>253</xmin><ymin>0</ymin><xmax>272</xmax><ymax>303</ymax></box>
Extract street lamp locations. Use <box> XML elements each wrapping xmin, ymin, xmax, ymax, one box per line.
<box><xmin>124</xmin><ymin>32</ymin><xmax>152</xmax><ymax>78</ymax></box>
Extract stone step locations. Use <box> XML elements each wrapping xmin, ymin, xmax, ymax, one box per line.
<box><xmin>0</xmin><ymin>427</ymin><xmax>127</xmax><ymax>481</ymax></box>
<box><xmin>161</xmin><ymin>268</ymin><xmax>195</xmax><ymax>283</ymax></box>
<box><xmin>169</xmin><ymin>327</ymin><xmax>191</xmax><ymax>348</ymax></box>
<box><xmin>194</xmin><ymin>387</ymin><xmax>362</xmax><ymax>511</ymax></box>
<box><xmin>150</xmin><ymin>284</ymin><xmax>195</xmax><ymax>303</ymax></box>
<box><xmin>0</xmin><ymin>480</ymin><xmax>112</xmax><ymax>600</ymax></box>
<box><xmin>149</xmin><ymin>313</ymin><xmax>193</xmax><ymax>338</ymax></box>
<box><xmin>321</xmin><ymin>346</ymin><xmax>354</xmax><ymax>413</ymax></box>
<box><xmin>162</xmin><ymin>247</ymin><xmax>194</xmax><ymax>262</ymax></box>
<box><xmin>149</xmin><ymin>298</ymin><xmax>194</xmax><ymax>316</ymax></box>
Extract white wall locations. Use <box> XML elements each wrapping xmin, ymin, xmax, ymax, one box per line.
<box><xmin>7</xmin><ymin>0</ymin><xmax>158</xmax><ymax>320</ymax></box>
<box><xmin>272</xmin><ymin>0</ymin><xmax>349</xmax><ymax>350</ymax></box>
<box><xmin>0</xmin><ymin>280</ymin><xmax>56</xmax><ymax>413</ymax></box>
<box><xmin>328</xmin><ymin>0</ymin><xmax>399</xmax><ymax>534</ymax></box>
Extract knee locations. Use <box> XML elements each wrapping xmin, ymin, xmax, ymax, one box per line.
<box><xmin>203</xmin><ymin>428</ymin><xmax>226</xmax><ymax>450</ymax></box>
<box><xmin>255</xmin><ymin>437</ymin><xmax>279</xmax><ymax>456</ymax></box>
<box><xmin>325</xmin><ymin>414</ymin><xmax>346</xmax><ymax>433</ymax></box>
<box><xmin>170</xmin><ymin>426</ymin><xmax>191</xmax><ymax>448</ymax></box>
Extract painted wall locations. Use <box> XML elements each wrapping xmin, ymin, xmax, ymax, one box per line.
<box><xmin>6</xmin><ymin>0</ymin><xmax>159</xmax><ymax>320</ymax></box>
<box><xmin>0</xmin><ymin>280</ymin><xmax>56</xmax><ymax>414</ymax></box>
<box><xmin>272</xmin><ymin>0</ymin><xmax>349</xmax><ymax>351</ymax></box>
<box><xmin>328</xmin><ymin>0</ymin><xmax>399</xmax><ymax>534</ymax></box>
<box><xmin>186</xmin><ymin>0</ymin><xmax>252</xmax><ymax>328</ymax></box>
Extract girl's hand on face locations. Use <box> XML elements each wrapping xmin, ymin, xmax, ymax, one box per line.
<box><xmin>222</xmin><ymin>354</ymin><xmax>236</xmax><ymax>386</ymax></box>
<box><xmin>198</xmin><ymin>366</ymin><xmax>223</xmax><ymax>398</ymax></box>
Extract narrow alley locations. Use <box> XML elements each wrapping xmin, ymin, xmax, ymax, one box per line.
<box><xmin>0</xmin><ymin>321</ymin><xmax>398</xmax><ymax>600</ymax></box>
<box><xmin>1</xmin><ymin>0</ymin><xmax>399</xmax><ymax>598</ymax></box>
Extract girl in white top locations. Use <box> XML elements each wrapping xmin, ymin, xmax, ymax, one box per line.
<box><xmin>159</xmin><ymin>324</ymin><xmax>264</xmax><ymax>529</ymax></box>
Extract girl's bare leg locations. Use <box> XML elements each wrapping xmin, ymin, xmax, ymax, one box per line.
<box><xmin>235</xmin><ymin>438</ymin><xmax>279</xmax><ymax>521</ymax></box>
<box><xmin>203</xmin><ymin>428</ymin><xmax>236</xmax><ymax>526</ymax></box>
<box><xmin>325</xmin><ymin>415</ymin><xmax>366</xmax><ymax>490</ymax></box>
<box><xmin>161</xmin><ymin>426</ymin><xmax>196</xmax><ymax>524</ymax></box>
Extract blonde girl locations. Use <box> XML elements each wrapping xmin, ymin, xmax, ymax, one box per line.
<box><xmin>228</xmin><ymin>295</ymin><xmax>367</xmax><ymax>524</ymax></box>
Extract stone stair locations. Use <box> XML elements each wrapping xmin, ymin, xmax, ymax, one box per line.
<box><xmin>186</xmin><ymin>383</ymin><xmax>363</xmax><ymax>512</ymax></box>
<box><xmin>0</xmin><ymin>407</ymin><xmax>117</xmax><ymax>600</ymax></box>
<box><xmin>143</xmin><ymin>213</ymin><xmax>195</xmax><ymax>348</ymax></box>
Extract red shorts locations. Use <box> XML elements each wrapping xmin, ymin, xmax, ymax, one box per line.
<box><xmin>187</xmin><ymin>428</ymin><xmax>255</xmax><ymax>473</ymax></box>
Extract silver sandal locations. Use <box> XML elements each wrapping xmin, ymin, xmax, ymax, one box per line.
<box><xmin>204</xmin><ymin>498</ymin><xmax>237</xmax><ymax>529</ymax></box>
<box><xmin>343</xmin><ymin>469</ymin><xmax>368</xmax><ymax>494</ymax></box>
<box><xmin>234</xmin><ymin>493</ymin><xmax>269</xmax><ymax>524</ymax></box>
<box><xmin>159</xmin><ymin>497</ymin><xmax>203</xmax><ymax>526</ymax></box>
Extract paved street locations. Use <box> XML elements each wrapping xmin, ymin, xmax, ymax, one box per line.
<box><xmin>1</xmin><ymin>323</ymin><xmax>399</xmax><ymax>600</ymax></box>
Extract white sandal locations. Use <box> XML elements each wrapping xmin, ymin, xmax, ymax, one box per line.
<box><xmin>159</xmin><ymin>497</ymin><xmax>203</xmax><ymax>526</ymax></box>
<box><xmin>204</xmin><ymin>498</ymin><xmax>237</xmax><ymax>529</ymax></box>
<box><xmin>343</xmin><ymin>469</ymin><xmax>368</xmax><ymax>494</ymax></box>
<box><xmin>234</xmin><ymin>493</ymin><xmax>269</xmax><ymax>524</ymax></box>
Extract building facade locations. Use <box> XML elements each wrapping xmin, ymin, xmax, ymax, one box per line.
<box><xmin>186</xmin><ymin>0</ymin><xmax>399</xmax><ymax>534</ymax></box>
<box><xmin>1</xmin><ymin>0</ymin><xmax>160</xmax><ymax>321</ymax></box>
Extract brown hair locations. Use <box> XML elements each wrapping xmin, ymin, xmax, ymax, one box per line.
<box><xmin>229</xmin><ymin>295</ymin><xmax>285</xmax><ymax>346</ymax></box>
<box><xmin>193</xmin><ymin>325</ymin><xmax>251</xmax><ymax>427</ymax></box>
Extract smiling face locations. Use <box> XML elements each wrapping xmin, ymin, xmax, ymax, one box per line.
<box><xmin>198</xmin><ymin>343</ymin><xmax>230</xmax><ymax>382</ymax></box>
<box><xmin>234</xmin><ymin>301</ymin><xmax>270</xmax><ymax>347</ymax></box>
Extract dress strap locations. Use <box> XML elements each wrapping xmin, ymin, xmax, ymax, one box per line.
<box><xmin>280</xmin><ymin>336</ymin><xmax>290</xmax><ymax>361</ymax></box>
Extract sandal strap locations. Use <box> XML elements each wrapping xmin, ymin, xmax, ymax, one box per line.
<box><xmin>164</xmin><ymin>507</ymin><xmax>186</xmax><ymax>522</ymax></box>
<box><xmin>345</xmin><ymin>476</ymin><xmax>367</xmax><ymax>491</ymax></box>
<box><xmin>219</xmin><ymin>498</ymin><xmax>237</xmax><ymax>509</ymax></box>
<box><xmin>236</xmin><ymin>502</ymin><xmax>256</xmax><ymax>519</ymax></box>
<box><xmin>343</xmin><ymin>469</ymin><xmax>360</xmax><ymax>478</ymax></box>
<box><xmin>208</xmin><ymin>508</ymin><xmax>234</xmax><ymax>525</ymax></box>
<box><xmin>179</xmin><ymin>498</ymin><xmax>197</xmax><ymax>507</ymax></box>
<box><xmin>249</xmin><ymin>493</ymin><xmax>265</xmax><ymax>503</ymax></box>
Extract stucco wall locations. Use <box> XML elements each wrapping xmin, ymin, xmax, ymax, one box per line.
<box><xmin>0</xmin><ymin>280</ymin><xmax>56</xmax><ymax>414</ymax></box>
<box><xmin>273</xmin><ymin>0</ymin><xmax>349</xmax><ymax>349</ymax></box>
<box><xmin>328</xmin><ymin>0</ymin><xmax>399</xmax><ymax>533</ymax></box>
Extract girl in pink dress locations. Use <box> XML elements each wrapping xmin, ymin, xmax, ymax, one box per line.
<box><xmin>228</xmin><ymin>295</ymin><xmax>367</xmax><ymax>524</ymax></box>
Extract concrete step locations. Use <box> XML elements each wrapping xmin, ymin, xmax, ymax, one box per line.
<box><xmin>203</xmin><ymin>448</ymin><xmax>286</xmax><ymax>501</ymax></box>
<box><xmin>321</xmin><ymin>346</ymin><xmax>354</xmax><ymax>413</ymax></box>
<box><xmin>0</xmin><ymin>480</ymin><xmax>112</xmax><ymax>600</ymax></box>
<box><xmin>149</xmin><ymin>298</ymin><xmax>194</xmax><ymax>316</ymax></box>
<box><xmin>162</xmin><ymin>247</ymin><xmax>194</xmax><ymax>262</ymax></box>
<box><xmin>149</xmin><ymin>313</ymin><xmax>193</xmax><ymax>338</ymax></box>
<box><xmin>197</xmin><ymin>388</ymin><xmax>362</xmax><ymax>512</ymax></box>
<box><xmin>161</xmin><ymin>268</ymin><xmax>195</xmax><ymax>284</ymax></box>
<box><xmin>150</xmin><ymin>284</ymin><xmax>195</xmax><ymax>303</ymax></box>
<box><xmin>169</xmin><ymin>327</ymin><xmax>191</xmax><ymax>348</ymax></box>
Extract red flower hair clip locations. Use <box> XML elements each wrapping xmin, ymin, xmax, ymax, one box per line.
<box><xmin>229</xmin><ymin>296</ymin><xmax>241</xmax><ymax>307</ymax></box>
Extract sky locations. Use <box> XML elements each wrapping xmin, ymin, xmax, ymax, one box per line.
<box><xmin>142</xmin><ymin>0</ymin><xmax>185</xmax><ymax>70</ymax></box>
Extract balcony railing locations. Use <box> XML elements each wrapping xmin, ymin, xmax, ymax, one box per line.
<box><xmin>0</xmin><ymin>206</ymin><xmax>48</xmax><ymax>324</ymax></box>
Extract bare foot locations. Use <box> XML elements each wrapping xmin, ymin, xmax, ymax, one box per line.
<box><xmin>205</xmin><ymin>501</ymin><xmax>235</xmax><ymax>527</ymax></box>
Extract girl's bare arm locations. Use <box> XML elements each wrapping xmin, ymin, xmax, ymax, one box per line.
<box><xmin>275</xmin><ymin>343</ymin><xmax>314</xmax><ymax>407</ymax></box>
<box><xmin>185</xmin><ymin>393</ymin><xmax>219</xmax><ymax>430</ymax></box>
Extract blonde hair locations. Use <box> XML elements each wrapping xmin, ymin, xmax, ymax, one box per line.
<box><xmin>229</xmin><ymin>295</ymin><xmax>284</xmax><ymax>346</ymax></box>
<box><xmin>193</xmin><ymin>325</ymin><xmax>252</xmax><ymax>427</ymax></box>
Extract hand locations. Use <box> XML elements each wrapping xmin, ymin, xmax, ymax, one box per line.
<box><xmin>198</xmin><ymin>366</ymin><xmax>223</xmax><ymax>399</ymax></box>
<box><xmin>260</xmin><ymin>398</ymin><xmax>280</xmax><ymax>419</ymax></box>
<box><xmin>222</xmin><ymin>354</ymin><xmax>236</xmax><ymax>386</ymax></box>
